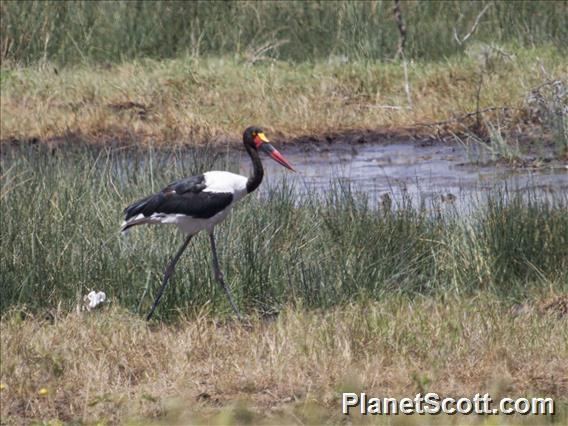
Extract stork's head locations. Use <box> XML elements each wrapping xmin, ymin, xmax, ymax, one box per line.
<box><xmin>243</xmin><ymin>126</ymin><xmax>295</xmax><ymax>172</ymax></box>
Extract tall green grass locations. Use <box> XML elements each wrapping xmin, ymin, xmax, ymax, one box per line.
<box><xmin>1</xmin><ymin>146</ymin><xmax>566</xmax><ymax>320</ymax></box>
<box><xmin>2</xmin><ymin>1</ymin><xmax>566</xmax><ymax>66</ymax></box>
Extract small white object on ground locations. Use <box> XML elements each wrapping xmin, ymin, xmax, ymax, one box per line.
<box><xmin>84</xmin><ymin>291</ymin><xmax>106</xmax><ymax>311</ymax></box>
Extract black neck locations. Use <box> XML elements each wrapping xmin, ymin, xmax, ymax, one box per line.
<box><xmin>245</xmin><ymin>143</ymin><xmax>264</xmax><ymax>193</ymax></box>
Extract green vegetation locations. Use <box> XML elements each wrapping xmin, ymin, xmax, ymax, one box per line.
<box><xmin>1</xmin><ymin>146</ymin><xmax>566</xmax><ymax>319</ymax></box>
<box><xmin>2</xmin><ymin>1</ymin><xmax>566</xmax><ymax>65</ymax></box>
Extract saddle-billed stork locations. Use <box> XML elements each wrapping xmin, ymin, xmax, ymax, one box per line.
<box><xmin>121</xmin><ymin>127</ymin><xmax>295</xmax><ymax>320</ymax></box>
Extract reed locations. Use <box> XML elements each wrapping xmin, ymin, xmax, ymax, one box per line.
<box><xmin>2</xmin><ymin>1</ymin><xmax>566</xmax><ymax>65</ymax></box>
<box><xmin>1</xmin><ymin>146</ymin><xmax>566</xmax><ymax>320</ymax></box>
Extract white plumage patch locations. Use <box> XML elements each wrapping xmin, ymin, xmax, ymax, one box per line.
<box><xmin>203</xmin><ymin>171</ymin><xmax>247</xmax><ymax>201</ymax></box>
<box><xmin>121</xmin><ymin>208</ymin><xmax>234</xmax><ymax>236</ymax></box>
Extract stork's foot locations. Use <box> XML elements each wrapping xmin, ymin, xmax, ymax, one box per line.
<box><xmin>215</xmin><ymin>276</ymin><xmax>243</xmax><ymax>321</ymax></box>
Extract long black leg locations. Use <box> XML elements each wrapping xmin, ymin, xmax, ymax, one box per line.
<box><xmin>146</xmin><ymin>234</ymin><xmax>193</xmax><ymax>321</ymax></box>
<box><xmin>209</xmin><ymin>232</ymin><xmax>243</xmax><ymax>320</ymax></box>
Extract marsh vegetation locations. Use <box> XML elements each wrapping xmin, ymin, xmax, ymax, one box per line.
<box><xmin>2</xmin><ymin>1</ymin><xmax>566</xmax><ymax>65</ymax></box>
<box><xmin>1</xmin><ymin>146</ymin><xmax>566</xmax><ymax>317</ymax></box>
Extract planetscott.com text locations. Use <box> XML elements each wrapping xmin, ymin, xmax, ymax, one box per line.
<box><xmin>342</xmin><ymin>393</ymin><xmax>554</xmax><ymax>416</ymax></box>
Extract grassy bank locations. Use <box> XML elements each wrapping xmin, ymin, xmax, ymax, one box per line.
<box><xmin>1</xmin><ymin>146</ymin><xmax>567</xmax><ymax>318</ymax></box>
<box><xmin>1</xmin><ymin>46</ymin><xmax>566</xmax><ymax>153</ymax></box>
<box><xmin>1</xmin><ymin>297</ymin><xmax>567</xmax><ymax>424</ymax></box>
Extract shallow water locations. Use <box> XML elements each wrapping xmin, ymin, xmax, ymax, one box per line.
<box><xmin>3</xmin><ymin>139</ymin><xmax>565</xmax><ymax>210</ymax></box>
<box><xmin>239</xmin><ymin>141</ymin><xmax>568</xmax><ymax>209</ymax></box>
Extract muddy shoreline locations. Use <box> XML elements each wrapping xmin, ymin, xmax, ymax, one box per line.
<box><xmin>3</xmin><ymin>126</ymin><xmax>565</xmax><ymax>178</ymax></box>
<box><xmin>2</xmin><ymin>124</ymin><xmax>563</xmax><ymax>155</ymax></box>
<box><xmin>0</xmin><ymin>126</ymin><xmax>436</xmax><ymax>150</ymax></box>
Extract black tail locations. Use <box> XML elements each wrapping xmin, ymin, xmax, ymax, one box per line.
<box><xmin>121</xmin><ymin>195</ymin><xmax>160</xmax><ymax>234</ymax></box>
<box><xmin>123</xmin><ymin>194</ymin><xmax>156</xmax><ymax>221</ymax></box>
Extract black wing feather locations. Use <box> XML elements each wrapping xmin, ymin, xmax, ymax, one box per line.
<box><xmin>168</xmin><ymin>175</ymin><xmax>207</xmax><ymax>194</ymax></box>
<box><xmin>124</xmin><ymin>174</ymin><xmax>233</xmax><ymax>220</ymax></box>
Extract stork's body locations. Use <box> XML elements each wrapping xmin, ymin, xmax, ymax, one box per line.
<box><xmin>122</xmin><ymin>171</ymin><xmax>248</xmax><ymax>236</ymax></box>
<box><xmin>121</xmin><ymin>127</ymin><xmax>294</xmax><ymax>320</ymax></box>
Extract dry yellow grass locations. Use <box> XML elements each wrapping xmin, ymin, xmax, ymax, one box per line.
<box><xmin>1</xmin><ymin>294</ymin><xmax>566</xmax><ymax>424</ymax></box>
<box><xmin>1</xmin><ymin>46</ymin><xmax>565</xmax><ymax>148</ymax></box>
